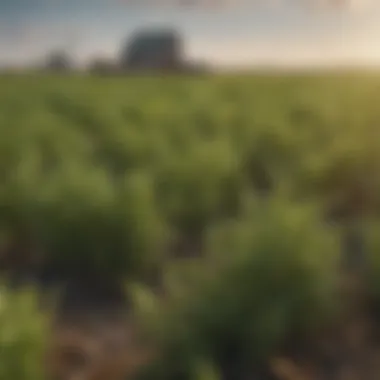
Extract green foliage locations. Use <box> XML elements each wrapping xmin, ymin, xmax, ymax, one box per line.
<box><xmin>0</xmin><ymin>284</ymin><xmax>48</xmax><ymax>380</ymax></box>
<box><xmin>2</xmin><ymin>74</ymin><xmax>380</xmax><ymax>277</ymax></box>
<box><xmin>364</xmin><ymin>220</ymin><xmax>380</xmax><ymax>303</ymax></box>
<box><xmin>202</xmin><ymin>197</ymin><xmax>338</xmax><ymax>349</ymax></box>
<box><xmin>141</xmin><ymin>197</ymin><xmax>339</xmax><ymax>379</ymax></box>
<box><xmin>2</xmin><ymin>73</ymin><xmax>380</xmax><ymax>379</ymax></box>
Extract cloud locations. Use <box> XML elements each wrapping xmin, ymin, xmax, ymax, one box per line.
<box><xmin>113</xmin><ymin>0</ymin><xmax>371</xmax><ymax>9</ymax></box>
<box><xmin>0</xmin><ymin>0</ymin><xmax>375</xmax><ymax>12</ymax></box>
<box><xmin>306</xmin><ymin>0</ymin><xmax>375</xmax><ymax>11</ymax></box>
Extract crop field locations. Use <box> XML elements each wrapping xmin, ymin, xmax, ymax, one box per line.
<box><xmin>2</xmin><ymin>73</ymin><xmax>380</xmax><ymax>380</ymax></box>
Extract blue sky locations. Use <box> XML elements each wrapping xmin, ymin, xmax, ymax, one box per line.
<box><xmin>1</xmin><ymin>0</ymin><xmax>380</xmax><ymax>67</ymax></box>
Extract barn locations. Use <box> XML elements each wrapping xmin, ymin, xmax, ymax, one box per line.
<box><xmin>120</xmin><ymin>28</ymin><xmax>183</xmax><ymax>71</ymax></box>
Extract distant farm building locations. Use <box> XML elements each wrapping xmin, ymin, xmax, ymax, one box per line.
<box><xmin>120</xmin><ymin>28</ymin><xmax>185</xmax><ymax>72</ymax></box>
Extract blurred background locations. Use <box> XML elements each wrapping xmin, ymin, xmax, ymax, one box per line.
<box><xmin>3</xmin><ymin>0</ymin><xmax>380</xmax><ymax>72</ymax></box>
<box><xmin>2</xmin><ymin>1</ymin><xmax>380</xmax><ymax>380</ymax></box>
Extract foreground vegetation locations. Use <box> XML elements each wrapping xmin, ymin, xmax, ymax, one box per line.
<box><xmin>2</xmin><ymin>73</ymin><xmax>380</xmax><ymax>379</ymax></box>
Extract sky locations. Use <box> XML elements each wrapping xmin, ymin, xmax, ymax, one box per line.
<box><xmin>1</xmin><ymin>0</ymin><xmax>380</xmax><ymax>68</ymax></box>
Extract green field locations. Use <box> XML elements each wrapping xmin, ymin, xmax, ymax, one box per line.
<box><xmin>2</xmin><ymin>73</ymin><xmax>380</xmax><ymax>380</ymax></box>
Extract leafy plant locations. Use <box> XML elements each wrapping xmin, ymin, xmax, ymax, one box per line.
<box><xmin>0</xmin><ymin>284</ymin><xmax>48</xmax><ymax>380</ymax></box>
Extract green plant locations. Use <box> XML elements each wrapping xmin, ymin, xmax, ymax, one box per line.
<box><xmin>0</xmin><ymin>284</ymin><xmax>48</xmax><ymax>380</ymax></box>
<box><xmin>142</xmin><ymin>197</ymin><xmax>340</xmax><ymax>380</ymax></box>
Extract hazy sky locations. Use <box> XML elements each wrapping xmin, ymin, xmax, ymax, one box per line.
<box><xmin>1</xmin><ymin>0</ymin><xmax>380</xmax><ymax>67</ymax></box>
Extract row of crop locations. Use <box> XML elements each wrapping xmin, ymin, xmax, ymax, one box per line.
<box><xmin>2</xmin><ymin>83</ymin><xmax>380</xmax><ymax>279</ymax></box>
<box><xmin>3</xmin><ymin>197</ymin><xmax>380</xmax><ymax>380</ymax></box>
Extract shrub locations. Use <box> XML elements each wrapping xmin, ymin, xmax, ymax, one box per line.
<box><xmin>0</xmin><ymin>284</ymin><xmax>48</xmax><ymax>380</ymax></box>
<box><xmin>363</xmin><ymin>220</ymin><xmax>380</xmax><ymax>314</ymax></box>
<box><xmin>141</xmin><ymin>197</ymin><xmax>340</xmax><ymax>380</ymax></box>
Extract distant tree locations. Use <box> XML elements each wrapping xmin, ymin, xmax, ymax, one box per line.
<box><xmin>182</xmin><ymin>61</ymin><xmax>210</xmax><ymax>75</ymax></box>
<box><xmin>88</xmin><ymin>58</ymin><xmax>117</xmax><ymax>75</ymax></box>
<box><xmin>45</xmin><ymin>50</ymin><xmax>72</xmax><ymax>72</ymax></box>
